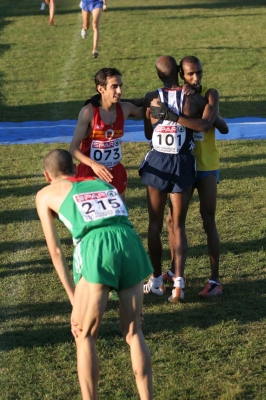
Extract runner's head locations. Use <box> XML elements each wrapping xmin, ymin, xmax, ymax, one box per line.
<box><xmin>155</xmin><ymin>55</ymin><xmax>180</xmax><ymax>83</ymax></box>
<box><xmin>44</xmin><ymin>149</ymin><xmax>74</xmax><ymax>179</ymax></box>
<box><xmin>94</xmin><ymin>67</ymin><xmax>123</xmax><ymax>103</ymax></box>
<box><xmin>179</xmin><ymin>56</ymin><xmax>203</xmax><ymax>91</ymax></box>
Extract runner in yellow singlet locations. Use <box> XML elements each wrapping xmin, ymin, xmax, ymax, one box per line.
<box><xmin>155</xmin><ymin>56</ymin><xmax>229</xmax><ymax>298</ymax></box>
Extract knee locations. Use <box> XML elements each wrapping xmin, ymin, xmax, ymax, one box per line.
<box><xmin>201</xmin><ymin>213</ymin><xmax>216</xmax><ymax>233</ymax></box>
<box><xmin>71</xmin><ymin>318</ymin><xmax>99</xmax><ymax>345</ymax></box>
<box><xmin>148</xmin><ymin>219</ymin><xmax>163</xmax><ymax>234</ymax></box>
<box><xmin>120</xmin><ymin>323</ymin><xmax>140</xmax><ymax>345</ymax></box>
<box><xmin>92</xmin><ymin>21</ymin><xmax>99</xmax><ymax>30</ymax></box>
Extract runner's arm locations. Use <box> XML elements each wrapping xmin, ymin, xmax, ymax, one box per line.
<box><xmin>143</xmin><ymin>92</ymin><xmax>154</xmax><ymax>140</ymax></box>
<box><xmin>121</xmin><ymin>101</ymin><xmax>144</xmax><ymax>119</ymax></box>
<box><xmin>213</xmin><ymin>116</ymin><xmax>229</xmax><ymax>134</ymax></box>
<box><xmin>150</xmin><ymin>90</ymin><xmax>219</xmax><ymax>132</ymax></box>
<box><xmin>36</xmin><ymin>192</ymin><xmax>75</xmax><ymax>305</ymax></box>
<box><xmin>121</xmin><ymin>97</ymin><xmax>144</xmax><ymax>107</ymax></box>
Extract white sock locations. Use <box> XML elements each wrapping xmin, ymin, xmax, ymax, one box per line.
<box><xmin>167</xmin><ymin>270</ymin><xmax>175</xmax><ymax>277</ymax></box>
<box><xmin>153</xmin><ymin>275</ymin><xmax>162</xmax><ymax>285</ymax></box>
<box><xmin>209</xmin><ymin>280</ymin><xmax>219</xmax><ymax>285</ymax></box>
<box><xmin>174</xmin><ymin>277</ymin><xmax>185</xmax><ymax>289</ymax></box>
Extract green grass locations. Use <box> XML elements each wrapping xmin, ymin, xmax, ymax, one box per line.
<box><xmin>1</xmin><ymin>1</ymin><xmax>266</xmax><ymax>399</ymax></box>
<box><xmin>0</xmin><ymin>0</ymin><xmax>266</xmax><ymax>121</ymax></box>
<box><xmin>1</xmin><ymin>142</ymin><xmax>266</xmax><ymax>399</ymax></box>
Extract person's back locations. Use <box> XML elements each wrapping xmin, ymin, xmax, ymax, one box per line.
<box><xmin>150</xmin><ymin>87</ymin><xmax>195</xmax><ymax>155</ymax></box>
<box><xmin>58</xmin><ymin>176</ymin><xmax>132</xmax><ymax>242</ymax></box>
<box><xmin>140</xmin><ymin>55</ymin><xmax>208</xmax><ymax>302</ymax></box>
<box><xmin>36</xmin><ymin>149</ymin><xmax>153</xmax><ymax>399</ymax></box>
<box><xmin>150</xmin><ymin>55</ymin><xmax>228</xmax><ymax>300</ymax></box>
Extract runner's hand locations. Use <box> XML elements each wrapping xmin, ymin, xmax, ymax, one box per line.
<box><xmin>182</xmin><ymin>83</ymin><xmax>195</xmax><ymax>95</ymax></box>
<box><xmin>150</xmin><ymin>101</ymin><xmax>179</xmax><ymax>122</ymax></box>
<box><xmin>71</xmin><ymin>317</ymin><xmax>82</xmax><ymax>339</ymax></box>
<box><xmin>91</xmin><ymin>161</ymin><xmax>113</xmax><ymax>183</ymax></box>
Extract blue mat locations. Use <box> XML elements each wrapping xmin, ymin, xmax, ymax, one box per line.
<box><xmin>0</xmin><ymin>117</ymin><xmax>265</xmax><ymax>144</ymax></box>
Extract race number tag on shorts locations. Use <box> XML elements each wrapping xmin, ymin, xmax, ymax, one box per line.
<box><xmin>90</xmin><ymin>139</ymin><xmax>122</xmax><ymax>168</ymax></box>
<box><xmin>193</xmin><ymin>132</ymin><xmax>204</xmax><ymax>141</ymax></box>
<box><xmin>152</xmin><ymin>124</ymin><xmax>186</xmax><ymax>154</ymax></box>
<box><xmin>73</xmin><ymin>189</ymin><xmax>128</xmax><ymax>222</ymax></box>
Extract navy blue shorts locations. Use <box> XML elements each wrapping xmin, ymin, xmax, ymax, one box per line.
<box><xmin>139</xmin><ymin>149</ymin><xmax>196</xmax><ymax>193</ymax></box>
<box><xmin>195</xmin><ymin>170</ymin><xmax>220</xmax><ymax>183</ymax></box>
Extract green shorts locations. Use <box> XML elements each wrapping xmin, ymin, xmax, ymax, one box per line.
<box><xmin>73</xmin><ymin>224</ymin><xmax>153</xmax><ymax>290</ymax></box>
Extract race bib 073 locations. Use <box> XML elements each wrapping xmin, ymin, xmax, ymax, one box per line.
<box><xmin>90</xmin><ymin>139</ymin><xmax>122</xmax><ymax>167</ymax></box>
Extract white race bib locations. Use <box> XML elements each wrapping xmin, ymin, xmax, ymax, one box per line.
<box><xmin>73</xmin><ymin>189</ymin><xmax>128</xmax><ymax>222</ymax></box>
<box><xmin>152</xmin><ymin>124</ymin><xmax>186</xmax><ymax>154</ymax></box>
<box><xmin>193</xmin><ymin>132</ymin><xmax>204</xmax><ymax>141</ymax></box>
<box><xmin>90</xmin><ymin>138</ymin><xmax>122</xmax><ymax>167</ymax></box>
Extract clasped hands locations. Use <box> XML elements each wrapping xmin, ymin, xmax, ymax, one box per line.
<box><xmin>150</xmin><ymin>83</ymin><xmax>194</xmax><ymax>121</ymax></box>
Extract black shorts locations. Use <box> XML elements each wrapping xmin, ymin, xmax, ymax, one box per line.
<box><xmin>139</xmin><ymin>149</ymin><xmax>196</xmax><ymax>193</ymax></box>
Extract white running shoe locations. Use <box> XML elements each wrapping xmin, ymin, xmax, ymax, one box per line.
<box><xmin>168</xmin><ymin>287</ymin><xmax>185</xmax><ymax>303</ymax></box>
<box><xmin>81</xmin><ymin>28</ymin><xmax>87</xmax><ymax>39</ymax></box>
<box><xmin>40</xmin><ymin>2</ymin><xmax>45</xmax><ymax>10</ymax></box>
<box><xmin>143</xmin><ymin>276</ymin><xmax>166</xmax><ymax>296</ymax></box>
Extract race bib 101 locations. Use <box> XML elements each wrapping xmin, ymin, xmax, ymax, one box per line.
<box><xmin>152</xmin><ymin>124</ymin><xmax>186</xmax><ymax>154</ymax></box>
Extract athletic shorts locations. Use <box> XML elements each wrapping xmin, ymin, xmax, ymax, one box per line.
<box><xmin>76</xmin><ymin>162</ymin><xmax>127</xmax><ymax>195</ymax></box>
<box><xmin>81</xmin><ymin>0</ymin><xmax>103</xmax><ymax>12</ymax></box>
<box><xmin>195</xmin><ymin>170</ymin><xmax>220</xmax><ymax>183</ymax></box>
<box><xmin>139</xmin><ymin>149</ymin><xmax>196</xmax><ymax>193</ymax></box>
<box><xmin>73</xmin><ymin>224</ymin><xmax>153</xmax><ymax>289</ymax></box>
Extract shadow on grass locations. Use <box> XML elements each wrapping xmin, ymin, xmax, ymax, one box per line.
<box><xmin>101</xmin><ymin>1</ymin><xmax>266</xmax><ymax>12</ymax></box>
<box><xmin>221</xmin><ymin>163</ymin><xmax>266</xmax><ymax>180</ymax></box>
<box><xmin>0</xmin><ymin>237</ymin><xmax>73</xmax><ymax>254</ymax></box>
<box><xmin>221</xmin><ymin>153</ymin><xmax>266</xmax><ymax>164</ymax></box>
<box><xmin>0</xmin><ymin>174</ymin><xmax>43</xmax><ymax>180</ymax></box>
<box><xmin>1</xmin><ymin>99</ymin><xmax>266</xmax><ymax>123</ymax></box>
<box><xmin>0</xmin><ymin>185</ymin><xmax>45</xmax><ymax>198</ymax></box>
<box><xmin>104</xmin><ymin>277</ymin><xmax>266</xmax><ymax>337</ymax></box>
<box><xmin>1</xmin><ymin>278</ymin><xmax>265</xmax><ymax>350</ymax></box>
<box><xmin>1</xmin><ymin>0</ymin><xmax>265</xmax><ymax>20</ymax></box>
<box><xmin>0</xmin><ymin>257</ymin><xmax>72</xmax><ymax>278</ymax></box>
<box><xmin>0</xmin><ymin>208</ymin><xmax>39</xmax><ymax>223</ymax></box>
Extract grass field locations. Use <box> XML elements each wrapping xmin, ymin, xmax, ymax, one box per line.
<box><xmin>1</xmin><ymin>0</ymin><xmax>266</xmax><ymax>121</ymax></box>
<box><xmin>1</xmin><ymin>141</ymin><xmax>266</xmax><ymax>399</ymax></box>
<box><xmin>1</xmin><ymin>0</ymin><xmax>266</xmax><ymax>399</ymax></box>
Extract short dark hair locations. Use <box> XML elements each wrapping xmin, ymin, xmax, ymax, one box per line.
<box><xmin>94</xmin><ymin>67</ymin><xmax>122</xmax><ymax>90</ymax></box>
<box><xmin>44</xmin><ymin>149</ymin><xmax>74</xmax><ymax>177</ymax></box>
<box><xmin>179</xmin><ymin>56</ymin><xmax>201</xmax><ymax>74</ymax></box>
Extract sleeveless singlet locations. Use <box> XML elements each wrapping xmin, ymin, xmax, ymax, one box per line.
<box><xmin>151</xmin><ymin>87</ymin><xmax>195</xmax><ymax>154</ymax></box>
<box><xmin>79</xmin><ymin>103</ymin><xmax>125</xmax><ymax>169</ymax></box>
<box><xmin>58</xmin><ymin>177</ymin><xmax>132</xmax><ymax>245</ymax></box>
<box><xmin>192</xmin><ymin>86</ymin><xmax>219</xmax><ymax>171</ymax></box>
